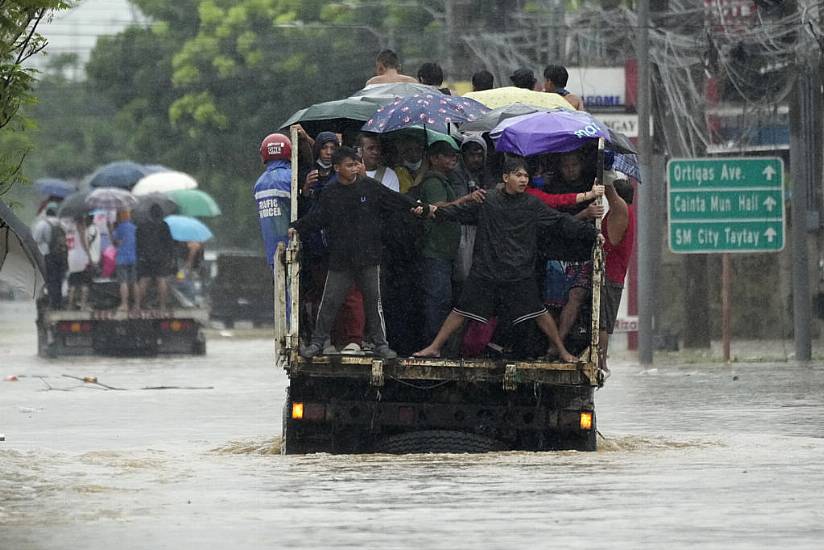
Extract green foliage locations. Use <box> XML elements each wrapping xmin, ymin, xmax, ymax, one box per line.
<box><xmin>160</xmin><ymin>0</ymin><xmax>382</xmax><ymax>245</ymax></box>
<box><xmin>0</xmin><ymin>0</ymin><xmax>70</xmax><ymax>195</ymax></box>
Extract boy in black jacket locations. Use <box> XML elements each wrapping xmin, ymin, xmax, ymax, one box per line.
<box><xmin>414</xmin><ymin>156</ymin><xmax>599</xmax><ymax>362</ymax></box>
<box><xmin>289</xmin><ymin>146</ymin><xmax>428</xmax><ymax>359</ymax></box>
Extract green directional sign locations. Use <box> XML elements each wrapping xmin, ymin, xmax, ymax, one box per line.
<box><xmin>667</xmin><ymin>157</ymin><xmax>785</xmax><ymax>253</ymax></box>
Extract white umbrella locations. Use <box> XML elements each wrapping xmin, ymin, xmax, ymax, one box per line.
<box><xmin>132</xmin><ymin>171</ymin><xmax>198</xmax><ymax>196</ymax></box>
<box><xmin>0</xmin><ymin>201</ymin><xmax>45</xmax><ymax>299</ymax></box>
<box><xmin>85</xmin><ymin>187</ymin><xmax>138</xmax><ymax>210</ymax></box>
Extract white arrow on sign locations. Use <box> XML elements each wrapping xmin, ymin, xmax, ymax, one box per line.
<box><xmin>763</xmin><ymin>196</ymin><xmax>777</xmax><ymax>212</ymax></box>
<box><xmin>762</xmin><ymin>165</ymin><xmax>776</xmax><ymax>181</ymax></box>
<box><xmin>764</xmin><ymin>227</ymin><xmax>777</xmax><ymax>242</ymax></box>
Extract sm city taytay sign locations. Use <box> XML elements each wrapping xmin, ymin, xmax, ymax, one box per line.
<box><xmin>667</xmin><ymin>157</ymin><xmax>785</xmax><ymax>253</ymax></box>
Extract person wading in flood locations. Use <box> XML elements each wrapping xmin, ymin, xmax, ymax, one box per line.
<box><xmin>414</xmin><ymin>157</ymin><xmax>599</xmax><ymax>362</ymax></box>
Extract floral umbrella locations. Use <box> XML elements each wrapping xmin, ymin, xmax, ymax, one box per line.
<box><xmin>361</xmin><ymin>93</ymin><xmax>490</xmax><ymax>135</ymax></box>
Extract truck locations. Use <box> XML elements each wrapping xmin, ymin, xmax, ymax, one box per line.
<box><xmin>275</xmin><ymin>129</ymin><xmax>610</xmax><ymax>454</ymax></box>
<box><xmin>36</xmin><ymin>280</ymin><xmax>207</xmax><ymax>357</ymax></box>
<box><xmin>275</xmin><ymin>237</ymin><xmax>605</xmax><ymax>454</ymax></box>
<box><xmin>208</xmin><ymin>250</ymin><xmax>274</xmax><ymax>328</ymax></box>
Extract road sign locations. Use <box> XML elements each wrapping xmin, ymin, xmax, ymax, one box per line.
<box><xmin>667</xmin><ymin>157</ymin><xmax>785</xmax><ymax>253</ymax></box>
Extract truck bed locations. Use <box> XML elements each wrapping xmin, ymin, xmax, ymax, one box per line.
<box><xmin>37</xmin><ymin>307</ymin><xmax>209</xmax><ymax>357</ymax></box>
<box><xmin>288</xmin><ymin>354</ymin><xmax>601</xmax><ymax>388</ymax></box>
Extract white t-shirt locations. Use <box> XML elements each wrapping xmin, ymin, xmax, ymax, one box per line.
<box><xmin>366</xmin><ymin>166</ymin><xmax>400</xmax><ymax>192</ymax></box>
<box><xmin>66</xmin><ymin>221</ymin><xmax>91</xmax><ymax>274</ymax></box>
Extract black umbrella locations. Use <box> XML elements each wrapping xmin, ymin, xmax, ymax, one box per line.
<box><xmin>0</xmin><ymin>200</ymin><xmax>46</xmax><ymax>298</ymax></box>
<box><xmin>133</xmin><ymin>193</ymin><xmax>178</xmax><ymax>223</ymax></box>
<box><xmin>458</xmin><ymin>102</ymin><xmax>546</xmax><ymax>133</ymax></box>
<box><xmin>57</xmin><ymin>190</ymin><xmax>92</xmax><ymax>219</ymax></box>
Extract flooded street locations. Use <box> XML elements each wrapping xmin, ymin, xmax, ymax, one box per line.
<box><xmin>2</xmin><ymin>300</ymin><xmax>823</xmax><ymax>549</ymax></box>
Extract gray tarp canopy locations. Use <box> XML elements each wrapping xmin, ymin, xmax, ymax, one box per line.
<box><xmin>0</xmin><ymin>201</ymin><xmax>45</xmax><ymax>298</ymax></box>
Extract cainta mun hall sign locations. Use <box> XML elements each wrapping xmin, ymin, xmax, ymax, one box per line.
<box><xmin>667</xmin><ymin>157</ymin><xmax>785</xmax><ymax>253</ymax></box>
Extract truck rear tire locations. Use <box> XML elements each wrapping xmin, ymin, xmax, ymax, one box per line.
<box><xmin>374</xmin><ymin>430</ymin><xmax>508</xmax><ymax>454</ymax></box>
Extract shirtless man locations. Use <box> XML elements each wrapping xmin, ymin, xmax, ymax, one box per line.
<box><xmin>365</xmin><ymin>49</ymin><xmax>418</xmax><ymax>86</ymax></box>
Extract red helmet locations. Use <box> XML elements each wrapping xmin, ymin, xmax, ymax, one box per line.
<box><xmin>259</xmin><ymin>133</ymin><xmax>292</xmax><ymax>163</ymax></box>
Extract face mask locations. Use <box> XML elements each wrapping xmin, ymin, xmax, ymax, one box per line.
<box><xmin>317</xmin><ymin>159</ymin><xmax>332</xmax><ymax>170</ymax></box>
<box><xmin>404</xmin><ymin>159</ymin><xmax>422</xmax><ymax>171</ymax></box>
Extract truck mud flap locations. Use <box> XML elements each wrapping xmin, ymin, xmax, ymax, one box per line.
<box><xmin>373</xmin><ymin>430</ymin><xmax>508</xmax><ymax>454</ymax></box>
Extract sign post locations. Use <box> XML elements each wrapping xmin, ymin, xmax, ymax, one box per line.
<box><xmin>667</xmin><ymin>157</ymin><xmax>785</xmax><ymax>361</ymax></box>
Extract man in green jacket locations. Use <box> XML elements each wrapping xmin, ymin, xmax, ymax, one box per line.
<box><xmin>418</xmin><ymin>139</ymin><xmax>484</xmax><ymax>342</ymax></box>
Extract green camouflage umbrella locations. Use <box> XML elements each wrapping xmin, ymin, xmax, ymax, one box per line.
<box><xmin>278</xmin><ymin>97</ymin><xmax>389</xmax><ymax>136</ymax></box>
<box><xmin>166</xmin><ymin>189</ymin><xmax>221</xmax><ymax>218</ymax></box>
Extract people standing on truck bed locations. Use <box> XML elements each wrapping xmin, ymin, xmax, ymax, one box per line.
<box><xmin>66</xmin><ymin>214</ymin><xmax>97</xmax><ymax>310</ymax></box>
<box><xmin>417</xmin><ymin>62</ymin><xmax>451</xmax><ymax>95</ymax></box>
<box><xmin>544</xmin><ymin>64</ymin><xmax>585</xmax><ymax>111</ymax></box>
<box><xmin>358</xmin><ymin>133</ymin><xmax>400</xmax><ymax>192</ymax></box>
<box><xmin>112</xmin><ymin>209</ymin><xmax>137</xmax><ymax>312</ymax></box>
<box><xmin>417</xmin><ymin>139</ymin><xmax>485</xmax><ymax>344</ymax></box>
<box><xmin>135</xmin><ymin>204</ymin><xmax>175</xmax><ymax>311</ymax></box>
<box><xmin>31</xmin><ymin>202</ymin><xmax>67</xmax><ymax>309</ymax></box>
<box><xmin>413</xmin><ymin>156</ymin><xmax>599</xmax><ymax>362</ymax></box>
<box><xmin>540</xmin><ymin>150</ymin><xmax>604</xmax><ymax>344</ymax></box>
<box><xmin>289</xmin><ymin>146</ymin><xmax>430</xmax><ymax>360</ymax></box>
<box><xmin>448</xmin><ymin>134</ymin><xmax>495</xmax><ymax>302</ymax></box>
<box><xmin>510</xmin><ymin>68</ymin><xmax>538</xmax><ymax>90</ymax></box>
<box><xmin>599</xmin><ymin>172</ymin><xmax>635</xmax><ymax>377</ymax></box>
<box><xmin>365</xmin><ymin>49</ymin><xmax>418</xmax><ymax>87</ymax></box>
<box><xmin>471</xmin><ymin>70</ymin><xmax>494</xmax><ymax>92</ymax></box>
<box><xmin>392</xmin><ymin>134</ymin><xmax>427</xmax><ymax>194</ymax></box>
<box><xmin>255</xmin><ymin>132</ymin><xmax>293</xmax><ymax>269</ymax></box>
<box><xmin>298</xmin><ymin>131</ymin><xmax>366</xmax><ymax>353</ymax></box>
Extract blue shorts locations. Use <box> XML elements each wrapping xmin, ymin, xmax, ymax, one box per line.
<box><xmin>117</xmin><ymin>264</ymin><xmax>137</xmax><ymax>284</ymax></box>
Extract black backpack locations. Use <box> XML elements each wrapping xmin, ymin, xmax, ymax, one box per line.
<box><xmin>48</xmin><ymin>220</ymin><xmax>68</xmax><ymax>266</ymax></box>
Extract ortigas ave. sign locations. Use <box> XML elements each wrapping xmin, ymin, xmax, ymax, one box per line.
<box><xmin>667</xmin><ymin>157</ymin><xmax>785</xmax><ymax>253</ymax></box>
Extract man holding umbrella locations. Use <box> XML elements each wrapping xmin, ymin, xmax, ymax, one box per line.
<box><xmin>135</xmin><ymin>204</ymin><xmax>175</xmax><ymax>311</ymax></box>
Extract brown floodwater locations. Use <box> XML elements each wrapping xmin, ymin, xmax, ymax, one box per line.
<box><xmin>2</xmin><ymin>300</ymin><xmax>823</xmax><ymax>549</ymax></box>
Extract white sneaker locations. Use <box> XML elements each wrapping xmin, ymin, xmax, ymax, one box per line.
<box><xmin>322</xmin><ymin>340</ymin><xmax>337</xmax><ymax>354</ymax></box>
<box><xmin>341</xmin><ymin>342</ymin><xmax>362</xmax><ymax>354</ymax></box>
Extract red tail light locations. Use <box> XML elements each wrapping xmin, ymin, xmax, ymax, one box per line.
<box><xmin>57</xmin><ymin>321</ymin><xmax>92</xmax><ymax>334</ymax></box>
<box><xmin>160</xmin><ymin>320</ymin><xmax>193</xmax><ymax>332</ymax></box>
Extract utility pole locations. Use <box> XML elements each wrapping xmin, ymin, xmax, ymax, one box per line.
<box><xmin>637</xmin><ymin>0</ymin><xmax>654</xmax><ymax>364</ymax></box>
<box><xmin>788</xmin><ymin>19</ymin><xmax>819</xmax><ymax>361</ymax></box>
<box><xmin>444</xmin><ymin>0</ymin><xmax>455</xmax><ymax>84</ymax></box>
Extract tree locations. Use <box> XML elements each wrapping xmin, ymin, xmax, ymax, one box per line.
<box><xmin>0</xmin><ymin>0</ymin><xmax>70</xmax><ymax>195</ymax></box>
<box><xmin>162</xmin><ymin>0</ymin><xmax>389</xmax><ymax>244</ymax></box>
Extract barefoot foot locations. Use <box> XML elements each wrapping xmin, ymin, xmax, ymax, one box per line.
<box><xmin>413</xmin><ymin>346</ymin><xmax>441</xmax><ymax>358</ymax></box>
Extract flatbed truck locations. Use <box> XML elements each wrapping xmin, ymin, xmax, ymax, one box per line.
<box><xmin>36</xmin><ymin>281</ymin><xmax>207</xmax><ymax>357</ymax></box>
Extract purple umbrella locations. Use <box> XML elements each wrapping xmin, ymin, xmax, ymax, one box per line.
<box><xmin>491</xmin><ymin>110</ymin><xmax>634</xmax><ymax>156</ymax></box>
<box><xmin>361</xmin><ymin>93</ymin><xmax>489</xmax><ymax>135</ymax></box>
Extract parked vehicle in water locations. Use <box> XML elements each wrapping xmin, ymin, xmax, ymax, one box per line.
<box><xmin>208</xmin><ymin>250</ymin><xmax>273</xmax><ymax>328</ymax></box>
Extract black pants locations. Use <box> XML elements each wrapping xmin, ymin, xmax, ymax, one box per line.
<box><xmin>45</xmin><ymin>254</ymin><xmax>65</xmax><ymax>309</ymax></box>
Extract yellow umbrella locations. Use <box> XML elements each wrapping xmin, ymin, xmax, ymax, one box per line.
<box><xmin>463</xmin><ymin>86</ymin><xmax>574</xmax><ymax>111</ymax></box>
